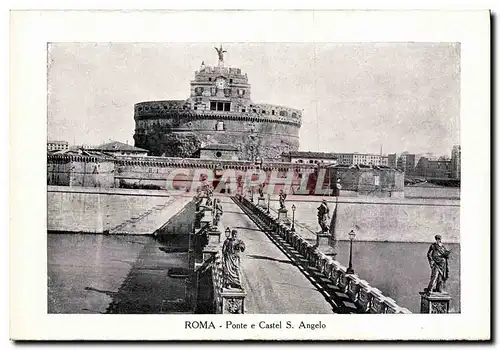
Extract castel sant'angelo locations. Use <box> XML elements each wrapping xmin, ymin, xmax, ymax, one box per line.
<box><xmin>133</xmin><ymin>45</ymin><xmax>302</xmax><ymax>160</ymax></box>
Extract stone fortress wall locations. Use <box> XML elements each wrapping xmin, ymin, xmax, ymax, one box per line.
<box><xmin>133</xmin><ymin>57</ymin><xmax>302</xmax><ymax>160</ymax></box>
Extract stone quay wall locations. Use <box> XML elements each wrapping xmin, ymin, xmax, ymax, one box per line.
<box><xmin>285</xmin><ymin>196</ymin><xmax>460</xmax><ymax>243</ymax></box>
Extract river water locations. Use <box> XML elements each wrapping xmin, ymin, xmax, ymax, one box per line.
<box><xmin>48</xmin><ymin>234</ymin><xmax>460</xmax><ymax>314</ymax></box>
<box><xmin>48</xmin><ymin>233</ymin><xmax>191</xmax><ymax>314</ymax></box>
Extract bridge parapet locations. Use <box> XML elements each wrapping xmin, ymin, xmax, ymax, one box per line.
<box><xmin>234</xmin><ymin>194</ymin><xmax>412</xmax><ymax>314</ymax></box>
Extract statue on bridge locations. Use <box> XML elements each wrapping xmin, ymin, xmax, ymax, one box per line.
<box><xmin>317</xmin><ymin>200</ymin><xmax>330</xmax><ymax>233</ymax></box>
<box><xmin>222</xmin><ymin>229</ymin><xmax>246</xmax><ymax>289</ymax></box>
<box><xmin>258</xmin><ymin>184</ymin><xmax>265</xmax><ymax>199</ymax></box>
<box><xmin>213</xmin><ymin>198</ymin><xmax>223</xmax><ymax>227</ymax></box>
<box><xmin>425</xmin><ymin>235</ymin><xmax>451</xmax><ymax>294</ymax></box>
<box><xmin>278</xmin><ymin>189</ymin><xmax>287</xmax><ymax>211</ymax></box>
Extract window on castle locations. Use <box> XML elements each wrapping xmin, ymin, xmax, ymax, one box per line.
<box><xmin>209</xmin><ymin>78</ymin><xmax>212</xmax><ymax>82</ymax></box>
<box><xmin>242</xmin><ymin>108</ymin><xmax>246</xmax><ymax>113</ymax></box>
<box><xmin>252</xmin><ymin>109</ymin><xmax>257</xmax><ymax>113</ymax></box>
<box><xmin>224</xmin><ymin>102</ymin><xmax>230</xmax><ymax>111</ymax></box>
<box><xmin>272</xmin><ymin>110</ymin><xmax>275</xmax><ymax>115</ymax></box>
<box><xmin>279</xmin><ymin>110</ymin><xmax>288</xmax><ymax>117</ymax></box>
<box><xmin>210</xmin><ymin>102</ymin><xmax>217</xmax><ymax>111</ymax></box>
<box><xmin>217</xmin><ymin>102</ymin><xmax>224</xmax><ymax>111</ymax></box>
<box><xmin>230</xmin><ymin>79</ymin><xmax>233</xmax><ymax>83</ymax></box>
<box><xmin>216</xmin><ymin>121</ymin><xmax>224</xmax><ymax>131</ymax></box>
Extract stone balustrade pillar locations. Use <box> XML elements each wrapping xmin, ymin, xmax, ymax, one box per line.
<box><xmin>200</xmin><ymin>209</ymin><xmax>213</xmax><ymax>229</ymax></box>
<box><xmin>202</xmin><ymin>223</ymin><xmax>223</xmax><ymax>261</ymax></box>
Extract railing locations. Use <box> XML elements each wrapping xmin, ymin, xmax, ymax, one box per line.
<box><xmin>234</xmin><ymin>194</ymin><xmax>411</xmax><ymax>314</ymax></box>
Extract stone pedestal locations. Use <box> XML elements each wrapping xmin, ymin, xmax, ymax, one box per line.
<box><xmin>195</xmin><ymin>210</ymin><xmax>203</xmax><ymax>229</ymax></box>
<box><xmin>419</xmin><ymin>292</ymin><xmax>452</xmax><ymax>313</ymax></box>
<box><xmin>257</xmin><ymin>197</ymin><xmax>266</xmax><ymax>208</ymax></box>
<box><xmin>277</xmin><ymin>208</ymin><xmax>289</xmax><ymax>224</ymax></box>
<box><xmin>315</xmin><ymin>233</ymin><xmax>337</xmax><ymax>257</ymax></box>
<box><xmin>221</xmin><ymin>288</ymin><xmax>247</xmax><ymax>314</ymax></box>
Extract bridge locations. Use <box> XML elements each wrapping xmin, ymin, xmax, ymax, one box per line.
<box><xmin>188</xmin><ymin>193</ymin><xmax>413</xmax><ymax>314</ymax></box>
<box><xmin>47</xmin><ymin>186</ymin><xmax>455</xmax><ymax>314</ymax></box>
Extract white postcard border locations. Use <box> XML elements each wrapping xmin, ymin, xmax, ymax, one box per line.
<box><xmin>9</xmin><ymin>10</ymin><xmax>490</xmax><ymax>340</ymax></box>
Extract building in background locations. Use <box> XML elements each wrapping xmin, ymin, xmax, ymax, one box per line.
<box><xmin>87</xmin><ymin>141</ymin><xmax>149</xmax><ymax>157</ymax></box>
<box><xmin>451</xmin><ymin>145</ymin><xmax>461</xmax><ymax>179</ymax></box>
<box><xmin>388</xmin><ymin>153</ymin><xmax>397</xmax><ymax>168</ymax></box>
<box><xmin>327</xmin><ymin>164</ymin><xmax>405</xmax><ymax>198</ymax></box>
<box><xmin>281</xmin><ymin>151</ymin><xmax>391</xmax><ymax>166</ymax></box>
<box><xmin>47</xmin><ymin>140</ymin><xmax>69</xmax><ymax>152</ymax></box>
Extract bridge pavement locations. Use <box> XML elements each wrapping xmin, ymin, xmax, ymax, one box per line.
<box><xmin>218</xmin><ymin>196</ymin><xmax>334</xmax><ymax>314</ymax></box>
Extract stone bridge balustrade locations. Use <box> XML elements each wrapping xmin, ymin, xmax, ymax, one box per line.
<box><xmin>233</xmin><ymin>194</ymin><xmax>412</xmax><ymax>314</ymax></box>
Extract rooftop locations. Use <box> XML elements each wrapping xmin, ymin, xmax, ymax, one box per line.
<box><xmin>48</xmin><ymin>149</ymin><xmax>115</xmax><ymax>160</ymax></box>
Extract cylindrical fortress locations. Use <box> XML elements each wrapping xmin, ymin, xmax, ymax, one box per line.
<box><xmin>134</xmin><ymin>59</ymin><xmax>302</xmax><ymax>160</ymax></box>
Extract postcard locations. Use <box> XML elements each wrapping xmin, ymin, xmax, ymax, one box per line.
<box><xmin>9</xmin><ymin>9</ymin><xmax>490</xmax><ymax>341</ymax></box>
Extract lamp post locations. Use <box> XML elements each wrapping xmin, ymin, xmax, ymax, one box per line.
<box><xmin>291</xmin><ymin>204</ymin><xmax>296</xmax><ymax>231</ymax></box>
<box><xmin>267</xmin><ymin>194</ymin><xmax>271</xmax><ymax>214</ymax></box>
<box><xmin>346</xmin><ymin>230</ymin><xmax>356</xmax><ymax>274</ymax></box>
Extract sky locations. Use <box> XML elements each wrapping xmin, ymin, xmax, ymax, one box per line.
<box><xmin>47</xmin><ymin>42</ymin><xmax>460</xmax><ymax>156</ymax></box>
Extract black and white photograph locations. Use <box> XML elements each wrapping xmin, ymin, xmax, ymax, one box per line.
<box><xmin>46</xmin><ymin>42</ymin><xmax>461</xmax><ymax>315</ymax></box>
<box><xmin>9</xmin><ymin>9</ymin><xmax>490</xmax><ymax>341</ymax></box>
